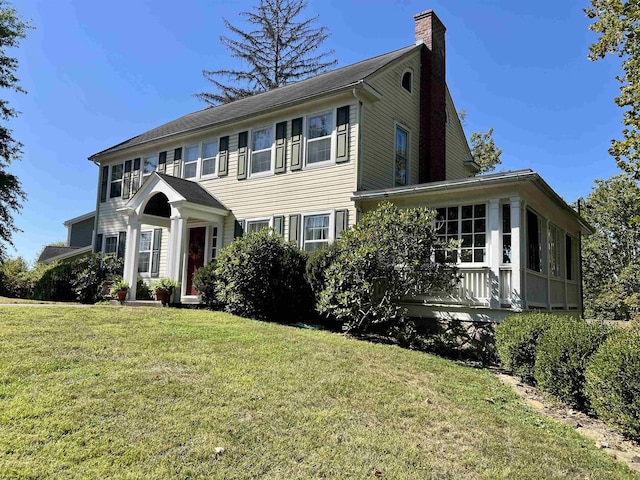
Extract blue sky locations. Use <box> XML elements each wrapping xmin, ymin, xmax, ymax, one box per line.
<box><xmin>6</xmin><ymin>0</ymin><xmax>623</xmax><ymax>263</ymax></box>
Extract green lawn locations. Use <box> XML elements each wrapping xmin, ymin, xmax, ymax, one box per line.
<box><xmin>0</xmin><ymin>307</ymin><xmax>636</xmax><ymax>479</ymax></box>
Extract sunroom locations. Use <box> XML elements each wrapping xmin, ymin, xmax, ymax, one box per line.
<box><xmin>352</xmin><ymin>169</ymin><xmax>592</xmax><ymax>322</ymax></box>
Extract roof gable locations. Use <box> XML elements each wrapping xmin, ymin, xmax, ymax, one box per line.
<box><xmin>90</xmin><ymin>45</ymin><xmax>420</xmax><ymax>160</ymax></box>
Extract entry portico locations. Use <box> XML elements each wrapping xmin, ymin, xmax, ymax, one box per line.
<box><xmin>118</xmin><ymin>172</ymin><xmax>228</xmax><ymax>301</ymax></box>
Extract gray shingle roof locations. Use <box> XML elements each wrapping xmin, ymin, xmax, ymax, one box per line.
<box><xmin>37</xmin><ymin>246</ymin><xmax>81</xmax><ymax>263</ymax></box>
<box><xmin>156</xmin><ymin>173</ymin><xmax>228</xmax><ymax>211</ymax></box>
<box><xmin>90</xmin><ymin>45</ymin><xmax>419</xmax><ymax>159</ymax></box>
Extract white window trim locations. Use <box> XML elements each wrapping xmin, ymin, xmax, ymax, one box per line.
<box><xmin>200</xmin><ymin>138</ymin><xmax>219</xmax><ymax>179</ymax></box>
<box><xmin>301</xmin><ymin>210</ymin><xmax>335</xmax><ymax>251</ymax></box>
<box><xmin>137</xmin><ymin>230</ymin><xmax>155</xmax><ymax>277</ymax></box>
<box><xmin>304</xmin><ymin>109</ymin><xmax>337</xmax><ymax>170</ymax></box>
<box><xmin>182</xmin><ymin>143</ymin><xmax>201</xmax><ymax>180</ymax></box>
<box><xmin>245</xmin><ymin>216</ymin><xmax>273</xmax><ymax>234</ymax></box>
<box><xmin>393</xmin><ymin>121</ymin><xmax>410</xmax><ymax>187</ymax></box>
<box><xmin>249</xmin><ymin>125</ymin><xmax>275</xmax><ymax>178</ymax></box>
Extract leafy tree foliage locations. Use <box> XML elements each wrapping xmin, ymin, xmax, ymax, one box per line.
<box><xmin>0</xmin><ymin>2</ymin><xmax>31</xmax><ymax>261</ymax></box>
<box><xmin>318</xmin><ymin>202</ymin><xmax>458</xmax><ymax>334</ymax></box>
<box><xmin>580</xmin><ymin>174</ymin><xmax>640</xmax><ymax>319</ymax></box>
<box><xmin>458</xmin><ymin>110</ymin><xmax>503</xmax><ymax>174</ymax></box>
<box><xmin>195</xmin><ymin>0</ymin><xmax>336</xmax><ymax>105</ymax></box>
<box><xmin>586</xmin><ymin>0</ymin><xmax>640</xmax><ymax>178</ymax></box>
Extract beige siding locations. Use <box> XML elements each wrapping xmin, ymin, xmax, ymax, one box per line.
<box><xmin>360</xmin><ymin>51</ymin><xmax>422</xmax><ymax>191</ymax></box>
<box><xmin>445</xmin><ymin>88</ymin><xmax>474</xmax><ymax>180</ymax></box>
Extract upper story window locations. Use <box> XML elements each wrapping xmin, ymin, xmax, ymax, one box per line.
<box><xmin>395</xmin><ymin>126</ymin><xmax>408</xmax><ymax>186</ymax></box>
<box><xmin>202</xmin><ymin>140</ymin><xmax>218</xmax><ymax>176</ymax></box>
<box><xmin>307</xmin><ymin>111</ymin><xmax>333</xmax><ymax>165</ymax></box>
<box><xmin>183</xmin><ymin>144</ymin><xmax>200</xmax><ymax>179</ymax></box>
<box><xmin>436</xmin><ymin>204</ymin><xmax>487</xmax><ymax>264</ymax></box>
<box><xmin>143</xmin><ymin>154</ymin><xmax>158</xmax><ymax>176</ymax></box>
<box><xmin>251</xmin><ymin>126</ymin><xmax>274</xmax><ymax>175</ymax></box>
<box><xmin>109</xmin><ymin>164</ymin><xmax>123</xmax><ymax>198</ymax></box>
<box><xmin>402</xmin><ymin>71</ymin><xmax>412</xmax><ymax>93</ymax></box>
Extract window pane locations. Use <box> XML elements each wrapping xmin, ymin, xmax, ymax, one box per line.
<box><xmin>474</xmin><ymin>204</ymin><xmax>486</xmax><ymax>218</ymax></box>
<box><xmin>140</xmin><ymin>232</ymin><xmax>152</xmax><ymax>252</ymax></box>
<box><xmin>474</xmin><ymin>248</ymin><xmax>486</xmax><ymax>263</ymax></box>
<box><xmin>303</xmin><ymin>214</ymin><xmax>330</xmax><ymax>251</ymax></box>
<box><xmin>109</xmin><ymin>182</ymin><xmax>122</xmax><ymax>198</ymax></box>
<box><xmin>143</xmin><ymin>155</ymin><xmax>157</xmax><ymax>174</ymax></box>
<box><xmin>247</xmin><ymin>221</ymin><xmax>270</xmax><ymax>233</ymax></box>
<box><xmin>308</xmin><ymin>113</ymin><xmax>332</xmax><ymax>139</ymax></box>
<box><xmin>251</xmin><ymin>151</ymin><xmax>272</xmax><ymax>173</ymax></box>
<box><xmin>137</xmin><ymin>252</ymin><xmax>150</xmax><ymax>273</ymax></box>
<box><xmin>308</xmin><ymin>137</ymin><xmax>331</xmax><ymax>164</ymax></box>
<box><xmin>253</xmin><ymin>127</ymin><xmax>273</xmax><ymax>151</ymax></box>
<box><xmin>461</xmin><ymin>205</ymin><xmax>473</xmax><ymax>219</ymax></box>
<box><xmin>203</xmin><ymin>141</ymin><xmax>218</xmax><ymax>159</ymax></box>
<box><xmin>185</xmin><ymin>145</ymin><xmax>199</xmax><ymax>162</ymax></box>
<box><xmin>111</xmin><ymin>164</ymin><xmax>123</xmax><ymax>181</ymax></box>
<box><xmin>105</xmin><ymin>236</ymin><xmax>118</xmax><ymax>254</ymax></box>
<box><xmin>202</xmin><ymin>158</ymin><xmax>215</xmax><ymax>176</ymax></box>
<box><xmin>184</xmin><ymin>162</ymin><xmax>197</xmax><ymax>178</ymax></box>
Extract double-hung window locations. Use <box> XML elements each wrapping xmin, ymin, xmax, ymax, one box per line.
<box><xmin>246</xmin><ymin>218</ymin><xmax>271</xmax><ymax>234</ymax></box>
<box><xmin>251</xmin><ymin>126</ymin><xmax>273</xmax><ymax>175</ymax></box>
<box><xmin>201</xmin><ymin>140</ymin><xmax>218</xmax><ymax>177</ymax></box>
<box><xmin>109</xmin><ymin>164</ymin><xmax>123</xmax><ymax>198</ymax></box>
<box><xmin>303</xmin><ymin>214</ymin><xmax>331</xmax><ymax>252</ymax></box>
<box><xmin>436</xmin><ymin>204</ymin><xmax>487</xmax><ymax>263</ymax></box>
<box><xmin>143</xmin><ymin>154</ymin><xmax>158</xmax><ymax>177</ymax></box>
<box><xmin>211</xmin><ymin>226</ymin><xmax>219</xmax><ymax>260</ymax></box>
<box><xmin>183</xmin><ymin>145</ymin><xmax>200</xmax><ymax>179</ymax></box>
<box><xmin>104</xmin><ymin>235</ymin><xmax>118</xmax><ymax>255</ymax></box>
<box><xmin>138</xmin><ymin>231</ymin><xmax>153</xmax><ymax>274</ymax></box>
<box><xmin>395</xmin><ymin>126</ymin><xmax>409</xmax><ymax>186</ymax></box>
<box><xmin>307</xmin><ymin>111</ymin><xmax>333</xmax><ymax>165</ymax></box>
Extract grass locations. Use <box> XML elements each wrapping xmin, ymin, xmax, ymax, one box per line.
<box><xmin>0</xmin><ymin>296</ymin><xmax>71</xmax><ymax>304</ymax></box>
<box><xmin>0</xmin><ymin>306</ymin><xmax>636</xmax><ymax>479</ymax></box>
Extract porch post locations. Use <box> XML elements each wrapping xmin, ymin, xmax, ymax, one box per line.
<box><xmin>510</xmin><ymin>197</ymin><xmax>522</xmax><ymax>311</ymax></box>
<box><xmin>123</xmin><ymin>214</ymin><xmax>141</xmax><ymax>301</ymax></box>
<box><xmin>488</xmin><ymin>200</ymin><xmax>501</xmax><ymax>309</ymax></box>
<box><xmin>168</xmin><ymin>212</ymin><xmax>187</xmax><ymax>298</ymax></box>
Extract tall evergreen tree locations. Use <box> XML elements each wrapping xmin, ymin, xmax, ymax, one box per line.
<box><xmin>586</xmin><ymin>0</ymin><xmax>640</xmax><ymax>179</ymax></box>
<box><xmin>0</xmin><ymin>1</ymin><xmax>31</xmax><ymax>261</ymax></box>
<box><xmin>195</xmin><ymin>0</ymin><xmax>337</xmax><ymax>106</ymax></box>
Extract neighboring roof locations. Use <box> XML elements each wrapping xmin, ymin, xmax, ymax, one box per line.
<box><xmin>37</xmin><ymin>245</ymin><xmax>92</xmax><ymax>264</ymax></box>
<box><xmin>63</xmin><ymin>211</ymin><xmax>96</xmax><ymax>227</ymax></box>
<box><xmin>352</xmin><ymin>169</ymin><xmax>594</xmax><ymax>234</ymax></box>
<box><xmin>155</xmin><ymin>173</ymin><xmax>228</xmax><ymax>211</ymax></box>
<box><xmin>89</xmin><ymin>44</ymin><xmax>420</xmax><ymax>160</ymax></box>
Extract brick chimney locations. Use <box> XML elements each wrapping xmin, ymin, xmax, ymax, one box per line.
<box><xmin>415</xmin><ymin>10</ymin><xmax>446</xmax><ymax>183</ymax></box>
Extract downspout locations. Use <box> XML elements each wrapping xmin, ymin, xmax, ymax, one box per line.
<box><xmin>578</xmin><ymin>198</ymin><xmax>585</xmax><ymax>319</ymax></box>
<box><xmin>92</xmin><ymin>160</ymin><xmax>101</xmax><ymax>254</ymax></box>
<box><xmin>353</xmin><ymin>88</ymin><xmax>364</xmax><ymax>220</ymax></box>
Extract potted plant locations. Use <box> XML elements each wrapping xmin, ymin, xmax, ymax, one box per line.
<box><xmin>154</xmin><ymin>277</ymin><xmax>178</xmax><ymax>306</ymax></box>
<box><xmin>110</xmin><ymin>277</ymin><xmax>130</xmax><ymax>304</ymax></box>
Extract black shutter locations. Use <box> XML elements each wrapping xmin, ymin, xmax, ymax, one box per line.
<box><xmin>158</xmin><ymin>151</ymin><xmax>167</xmax><ymax>174</ymax></box>
<box><xmin>151</xmin><ymin>228</ymin><xmax>162</xmax><ymax>277</ymax></box>
<box><xmin>234</xmin><ymin>219</ymin><xmax>245</xmax><ymax>238</ymax></box>
<box><xmin>218</xmin><ymin>136</ymin><xmax>229</xmax><ymax>176</ymax></box>
<box><xmin>131</xmin><ymin>158</ymin><xmax>141</xmax><ymax>194</ymax></box>
<box><xmin>117</xmin><ymin>231</ymin><xmax>127</xmax><ymax>259</ymax></box>
<box><xmin>100</xmin><ymin>166</ymin><xmax>109</xmax><ymax>203</ymax></box>
<box><xmin>94</xmin><ymin>233</ymin><xmax>103</xmax><ymax>254</ymax></box>
<box><xmin>237</xmin><ymin>131</ymin><xmax>248</xmax><ymax>179</ymax></box>
<box><xmin>275</xmin><ymin>121</ymin><xmax>287</xmax><ymax>174</ymax></box>
<box><xmin>173</xmin><ymin>148</ymin><xmax>182</xmax><ymax>177</ymax></box>
<box><xmin>123</xmin><ymin>160</ymin><xmax>132</xmax><ymax>200</ymax></box>
<box><xmin>291</xmin><ymin>118</ymin><xmax>303</xmax><ymax>171</ymax></box>
<box><xmin>336</xmin><ymin>106</ymin><xmax>350</xmax><ymax>163</ymax></box>
<box><xmin>335</xmin><ymin>210</ymin><xmax>349</xmax><ymax>239</ymax></box>
<box><xmin>273</xmin><ymin>215</ymin><xmax>284</xmax><ymax>236</ymax></box>
<box><xmin>288</xmin><ymin>214</ymin><xmax>300</xmax><ymax>244</ymax></box>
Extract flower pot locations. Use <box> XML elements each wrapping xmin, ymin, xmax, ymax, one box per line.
<box><xmin>155</xmin><ymin>289</ymin><xmax>170</xmax><ymax>306</ymax></box>
<box><xmin>116</xmin><ymin>290</ymin><xmax>127</xmax><ymax>304</ymax></box>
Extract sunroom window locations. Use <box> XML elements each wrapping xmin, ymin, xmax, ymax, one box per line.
<box><xmin>502</xmin><ymin>204</ymin><xmax>512</xmax><ymax>263</ymax></box>
<box><xmin>307</xmin><ymin>112</ymin><xmax>333</xmax><ymax>164</ymax></box>
<box><xmin>202</xmin><ymin>140</ymin><xmax>218</xmax><ymax>176</ymax></box>
<box><xmin>183</xmin><ymin>145</ymin><xmax>199</xmax><ymax>179</ymax></box>
<box><xmin>251</xmin><ymin>126</ymin><xmax>273</xmax><ymax>174</ymax></box>
<box><xmin>436</xmin><ymin>204</ymin><xmax>487</xmax><ymax>263</ymax></box>
<box><xmin>303</xmin><ymin>214</ymin><xmax>330</xmax><ymax>252</ymax></box>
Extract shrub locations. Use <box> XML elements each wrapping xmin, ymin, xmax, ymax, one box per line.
<box><xmin>215</xmin><ymin>230</ymin><xmax>312</xmax><ymax>322</ymax></box>
<box><xmin>136</xmin><ymin>277</ymin><xmax>153</xmax><ymax>300</ymax></box>
<box><xmin>32</xmin><ymin>261</ymin><xmax>76</xmax><ymax>301</ymax></box>
<box><xmin>72</xmin><ymin>254</ymin><xmax>123</xmax><ymax>304</ymax></box>
<box><xmin>585</xmin><ymin>328</ymin><xmax>640</xmax><ymax>441</ymax></box>
<box><xmin>305</xmin><ymin>242</ymin><xmax>341</xmax><ymax>301</ymax></box>
<box><xmin>0</xmin><ymin>257</ymin><xmax>32</xmax><ymax>298</ymax></box>
<box><xmin>318</xmin><ymin>202</ymin><xmax>458</xmax><ymax>334</ymax></box>
<box><xmin>495</xmin><ymin>313</ymin><xmax>560</xmax><ymax>384</ymax></box>
<box><xmin>193</xmin><ymin>261</ymin><xmax>222</xmax><ymax>310</ymax></box>
<box><xmin>535</xmin><ymin>319</ymin><xmax>611</xmax><ymax>411</ymax></box>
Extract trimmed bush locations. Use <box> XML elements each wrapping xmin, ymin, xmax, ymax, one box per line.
<box><xmin>495</xmin><ymin>313</ymin><xmax>560</xmax><ymax>383</ymax></box>
<box><xmin>535</xmin><ymin>319</ymin><xmax>611</xmax><ymax>411</ymax></box>
<box><xmin>585</xmin><ymin>328</ymin><xmax>640</xmax><ymax>441</ymax></box>
<box><xmin>32</xmin><ymin>261</ymin><xmax>76</xmax><ymax>301</ymax></box>
<box><xmin>215</xmin><ymin>230</ymin><xmax>313</xmax><ymax>322</ymax></box>
<box><xmin>193</xmin><ymin>261</ymin><xmax>223</xmax><ymax>309</ymax></box>
<box><xmin>72</xmin><ymin>254</ymin><xmax>123</xmax><ymax>304</ymax></box>
<box><xmin>305</xmin><ymin>242</ymin><xmax>341</xmax><ymax>302</ymax></box>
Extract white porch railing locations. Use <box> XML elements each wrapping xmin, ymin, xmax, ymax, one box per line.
<box><xmin>412</xmin><ymin>267</ymin><xmax>491</xmax><ymax>307</ymax></box>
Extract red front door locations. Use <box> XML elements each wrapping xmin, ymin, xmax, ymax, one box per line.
<box><xmin>186</xmin><ymin>227</ymin><xmax>206</xmax><ymax>295</ymax></box>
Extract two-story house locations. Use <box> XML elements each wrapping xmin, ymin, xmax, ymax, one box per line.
<box><xmin>87</xmin><ymin>10</ymin><xmax>591</xmax><ymax>321</ymax></box>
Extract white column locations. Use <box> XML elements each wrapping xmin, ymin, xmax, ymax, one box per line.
<box><xmin>510</xmin><ymin>197</ymin><xmax>522</xmax><ymax>311</ymax></box>
<box><xmin>168</xmin><ymin>215</ymin><xmax>187</xmax><ymax>299</ymax></box>
<box><xmin>123</xmin><ymin>215</ymin><xmax>141</xmax><ymax>301</ymax></box>
<box><xmin>488</xmin><ymin>200</ymin><xmax>501</xmax><ymax>309</ymax></box>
